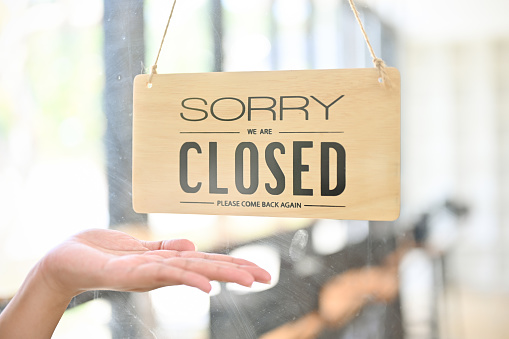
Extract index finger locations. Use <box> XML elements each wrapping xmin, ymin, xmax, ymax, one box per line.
<box><xmin>178</xmin><ymin>251</ymin><xmax>261</xmax><ymax>267</ymax></box>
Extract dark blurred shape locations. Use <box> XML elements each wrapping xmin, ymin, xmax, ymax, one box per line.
<box><xmin>211</xmin><ymin>0</ymin><xmax>223</xmax><ymax>72</ymax></box>
<box><xmin>104</xmin><ymin>0</ymin><xmax>147</xmax><ymax>228</ymax></box>
<box><xmin>413</xmin><ymin>213</ymin><xmax>430</xmax><ymax>245</ymax></box>
<box><xmin>413</xmin><ymin>199</ymin><xmax>469</xmax><ymax>245</ymax></box>
<box><xmin>444</xmin><ymin>199</ymin><xmax>469</xmax><ymax>218</ymax></box>
<box><xmin>103</xmin><ymin>1</ymin><xmax>151</xmax><ymax>338</ymax></box>
<box><xmin>210</xmin><ymin>223</ymin><xmax>404</xmax><ymax>339</ymax></box>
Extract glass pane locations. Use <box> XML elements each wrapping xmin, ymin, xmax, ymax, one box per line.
<box><xmin>1</xmin><ymin>0</ymin><xmax>509</xmax><ymax>338</ymax></box>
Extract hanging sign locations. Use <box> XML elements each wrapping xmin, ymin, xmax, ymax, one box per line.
<box><xmin>132</xmin><ymin>68</ymin><xmax>400</xmax><ymax>220</ymax></box>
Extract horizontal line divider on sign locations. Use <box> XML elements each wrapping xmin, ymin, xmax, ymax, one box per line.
<box><xmin>180</xmin><ymin>131</ymin><xmax>240</xmax><ymax>134</ymax></box>
<box><xmin>304</xmin><ymin>205</ymin><xmax>346</xmax><ymax>208</ymax></box>
<box><xmin>279</xmin><ymin>131</ymin><xmax>344</xmax><ymax>134</ymax></box>
<box><xmin>180</xmin><ymin>201</ymin><xmax>215</xmax><ymax>204</ymax></box>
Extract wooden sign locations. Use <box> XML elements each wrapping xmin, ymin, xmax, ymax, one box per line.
<box><xmin>133</xmin><ymin>68</ymin><xmax>400</xmax><ymax>220</ymax></box>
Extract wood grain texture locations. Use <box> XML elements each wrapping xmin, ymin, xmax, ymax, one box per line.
<box><xmin>133</xmin><ymin>68</ymin><xmax>400</xmax><ymax>220</ymax></box>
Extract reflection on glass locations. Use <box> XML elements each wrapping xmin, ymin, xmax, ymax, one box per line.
<box><xmin>226</xmin><ymin>244</ymin><xmax>281</xmax><ymax>294</ymax></box>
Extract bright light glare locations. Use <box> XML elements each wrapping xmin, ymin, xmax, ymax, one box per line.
<box><xmin>59</xmin><ymin>116</ymin><xmax>85</xmax><ymax>148</ymax></box>
<box><xmin>69</xmin><ymin>0</ymin><xmax>103</xmax><ymax>27</ymax></box>
<box><xmin>150</xmin><ymin>285</ymin><xmax>210</xmax><ymax>334</ymax></box>
<box><xmin>399</xmin><ymin>249</ymin><xmax>434</xmax><ymax>338</ymax></box>
<box><xmin>149</xmin><ymin>213</ymin><xmax>218</xmax><ymax>233</ymax></box>
<box><xmin>53</xmin><ymin>299</ymin><xmax>111</xmax><ymax>339</ymax></box>
<box><xmin>226</xmin><ymin>244</ymin><xmax>280</xmax><ymax>294</ymax></box>
<box><xmin>345</xmin><ymin>220</ymin><xmax>369</xmax><ymax>245</ymax></box>
<box><xmin>312</xmin><ymin>219</ymin><xmax>348</xmax><ymax>256</ymax></box>
<box><xmin>222</xmin><ymin>0</ymin><xmax>261</xmax><ymax>13</ymax></box>
<box><xmin>209</xmin><ymin>281</ymin><xmax>222</xmax><ymax>297</ymax></box>
<box><xmin>24</xmin><ymin>3</ymin><xmax>65</xmax><ymax>33</ymax></box>
<box><xmin>225</xmin><ymin>34</ymin><xmax>271</xmax><ymax>71</ymax></box>
<box><xmin>273</xmin><ymin>0</ymin><xmax>310</xmax><ymax>26</ymax></box>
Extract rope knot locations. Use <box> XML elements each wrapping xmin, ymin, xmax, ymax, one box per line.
<box><xmin>147</xmin><ymin>65</ymin><xmax>158</xmax><ymax>87</ymax></box>
<box><xmin>373</xmin><ymin>57</ymin><xmax>385</xmax><ymax>69</ymax></box>
<box><xmin>373</xmin><ymin>57</ymin><xmax>390</xmax><ymax>87</ymax></box>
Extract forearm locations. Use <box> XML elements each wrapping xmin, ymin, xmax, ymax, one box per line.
<box><xmin>0</xmin><ymin>262</ymin><xmax>74</xmax><ymax>339</ymax></box>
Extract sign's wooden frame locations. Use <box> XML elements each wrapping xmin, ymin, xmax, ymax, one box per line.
<box><xmin>133</xmin><ymin>68</ymin><xmax>400</xmax><ymax>220</ymax></box>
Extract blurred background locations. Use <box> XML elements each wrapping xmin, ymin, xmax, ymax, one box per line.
<box><xmin>0</xmin><ymin>0</ymin><xmax>508</xmax><ymax>338</ymax></box>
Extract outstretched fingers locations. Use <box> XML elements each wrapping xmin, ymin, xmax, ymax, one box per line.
<box><xmin>178</xmin><ymin>251</ymin><xmax>262</xmax><ymax>267</ymax></box>
<box><xmin>164</xmin><ymin>258</ymin><xmax>257</xmax><ymax>287</ymax></box>
<box><xmin>112</xmin><ymin>256</ymin><xmax>271</xmax><ymax>293</ymax></box>
<box><xmin>195</xmin><ymin>259</ymin><xmax>271</xmax><ymax>284</ymax></box>
<box><xmin>122</xmin><ymin>262</ymin><xmax>213</xmax><ymax>293</ymax></box>
<box><xmin>142</xmin><ymin>251</ymin><xmax>272</xmax><ymax>284</ymax></box>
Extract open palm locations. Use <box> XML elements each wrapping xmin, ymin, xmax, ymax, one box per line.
<box><xmin>39</xmin><ymin>228</ymin><xmax>271</xmax><ymax>295</ymax></box>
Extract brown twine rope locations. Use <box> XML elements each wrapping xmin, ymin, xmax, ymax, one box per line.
<box><xmin>147</xmin><ymin>0</ymin><xmax>178</xmax><ymax>87</ymax></box>
<box><xmin>347</xmin><ymin>0</ymin><xmax>391</xmax><ymax>86</ymax></box>
<box><xmin>148</xmin><ymin>0</ymin><xmax>389</xmax><ymax>87</ymax></box>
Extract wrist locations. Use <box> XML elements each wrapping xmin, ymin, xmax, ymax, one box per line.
<box><xmin>35</xmin><ymin>253</ymin><xmax>82</xmax><ymax>301</ymax></box>
<box><xmin>33</xmin><ymin>261</ymin><xmax>78</xmax><ymax>303</ymax></box>
<box><xmin>0</xmin><ymin>261</ymin><xmax>74</xmax><ymax>339</ymax></box>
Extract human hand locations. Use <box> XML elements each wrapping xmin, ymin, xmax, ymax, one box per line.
<box><xmin>0</xmin><ymin>228</ymin><xmax>271</xmax><ymax>338</ymax></box>
<box><xmin>38</xmin><ymin>228</ymin><xmax>271</xmax><ymax>297</ymax></box>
